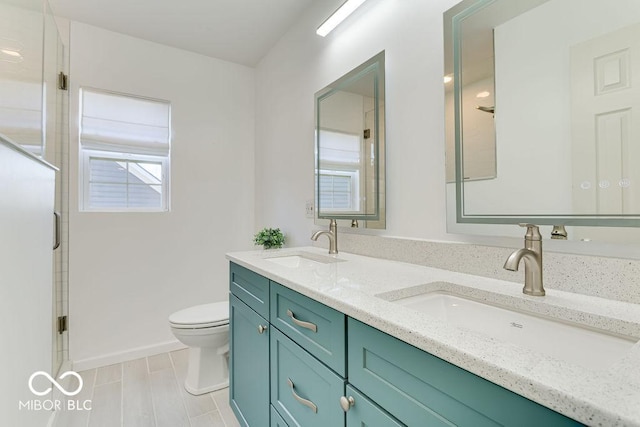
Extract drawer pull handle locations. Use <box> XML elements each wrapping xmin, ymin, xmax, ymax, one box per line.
<box><xmin>287</xmin><ymin>378</ymin><xmax>317</xmax><ymax>413</ymax></box>
<box><xmin>257</xmin><ymin>324</ymin><xmax>268</xmax><ymax>334</ymax></box>
<box><xmin>286</xmin><ymin>309</ymin><xmax>318</xmax><ymax>333</ymax></box>
<box><xmin>340</xmin><ymin>396</ymin><xmax>355</xmax><ymax>412</ymax></box>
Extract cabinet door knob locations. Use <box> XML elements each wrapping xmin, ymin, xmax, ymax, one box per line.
<box><xmin>340</xmin><ymin>395</ymin><xmax>355</xmax><ymax>412</ymax></box>
<box><xmin>257</xmin><ymin>324</ymin><xmax>268</xmax><ymax>334</ymax></box>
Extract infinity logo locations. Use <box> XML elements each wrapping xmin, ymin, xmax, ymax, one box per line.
<box><xmin>28</xmin><ymin>371</ymin><xmax>83</xmax><ymax>397</ymax></box>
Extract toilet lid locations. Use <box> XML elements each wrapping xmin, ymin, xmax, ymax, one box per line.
<box><xmin>169</xmin><ymin>301</ymin><xmax>229</xmax><ymax>329</ymax></box>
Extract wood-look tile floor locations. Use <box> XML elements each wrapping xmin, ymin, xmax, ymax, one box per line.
<box><xmin>56</xmin><ymin>349</ymin><xmax>241</xmax><ymax>427</ymax></box>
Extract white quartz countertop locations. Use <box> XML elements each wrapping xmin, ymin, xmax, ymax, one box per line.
<box><xmin>226</xmin><ymin>247</ymin><xmax>640</xmax><ymax>427</ymax></box>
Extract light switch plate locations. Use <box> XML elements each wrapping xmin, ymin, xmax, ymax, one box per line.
<box><xmin>305</xmin><ymin>200</ymin><xmax>314</xmax><ymax>218</ymax></box>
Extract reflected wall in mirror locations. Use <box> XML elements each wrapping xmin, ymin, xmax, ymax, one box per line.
<box><xmin>445</xmin><ymin>0</ymin><xmax>640</xmax><ymax>234</ymax></box>
<box><xmin>0</xmin><ymin>0</ymin><xmax>44</xmax><ymax>156</ymax></box>
<box><xmin>315</xmin><ymin>51</ymin><xmax>385</xmax><ymax>229</ymax></box>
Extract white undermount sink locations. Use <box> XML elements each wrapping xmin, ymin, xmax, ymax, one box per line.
<box><xmin>264</xmin><ymin>252</ymin><xmax>342</xmax><ymax>268</ymax></box>
<box><xmin>393</xmin><ymin>291</ymin><xmax>637</xmax><ymax>370</ymax></box>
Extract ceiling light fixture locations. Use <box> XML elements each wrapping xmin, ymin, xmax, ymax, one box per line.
<box><xmin>1</xmin><ymin>49</ymin><xmax>20</xmax><ymax>57</ymax></box>
<box><xmin>0</xmin><ymin>38</ymin><xmax>23</xmax><ymax>63</ymax></box>
<box><xmin>0</xmin><ymin>48</ymin><xmax>23</xmax><ymax>63</ymax></box>
<box><xmin>316</xmin><ymin>0</ymin><xmax>368</xmax><ymax>37</ymax></box>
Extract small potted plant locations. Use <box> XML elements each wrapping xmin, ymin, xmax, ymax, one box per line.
<box><xmin>253</xmin><ymin>227</ymin><xmax>285</xmax><ymax>249</ymax></box>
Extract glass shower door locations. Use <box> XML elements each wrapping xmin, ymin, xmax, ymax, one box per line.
<box><xmin>43</xmin><ymin>1</ymin><xmax>69</xmax><ymax>375</ymax></box>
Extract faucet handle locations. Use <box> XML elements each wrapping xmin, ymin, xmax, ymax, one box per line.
<box><xmin>518</xmin><ymin>223</ymin><xmax>541</xmax><ymax>241</ymax></box>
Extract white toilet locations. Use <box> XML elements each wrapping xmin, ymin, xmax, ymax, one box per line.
<box><xmin>169</xmin><ymin>301</ymin><xmax>229</xmax><ymax>395</ymax></box>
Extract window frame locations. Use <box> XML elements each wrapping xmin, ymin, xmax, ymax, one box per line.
<box><xmin>78</xmin><ymin>87</ymin><xmax>171</xmax><ymax>213</ymax></box>
<box><xmin>317</xmin><ymin>168</ymin><xmax>361</xmax><ymax>213</ymax></box>
<box><xmin>80</xmin><ymin>149</ymin><xmax>170</xmax><ymax>213</ymax></box>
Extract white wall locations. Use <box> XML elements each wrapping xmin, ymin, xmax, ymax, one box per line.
<box><xmin>68</xmin><ymin>22</ymin><xmax>256</xmax><ymax>368</ymax></box>
<box><xmin>444</xmin><ymin>77</ymin><xmax>495</xmax><ymax>183</ymax></box>
<box><xmin>255</xmin><ymin>0</ymin><xmax>461</xmax><ymax>245</ymax></box>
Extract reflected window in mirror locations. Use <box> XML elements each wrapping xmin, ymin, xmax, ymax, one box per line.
<box><xmin>318</xmin><ymin>129</ymin><xmax>362</xmax><ymax>212</ymax></box>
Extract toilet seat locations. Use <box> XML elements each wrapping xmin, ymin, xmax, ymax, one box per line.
<box><xmin>169</xmin><ymin>301</ymin><xmax>229</xmax><ymax>329</ymax></box>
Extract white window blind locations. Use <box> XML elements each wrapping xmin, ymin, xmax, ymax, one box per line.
<box><xmin>318</xmin><ymin>129</ymin><xmax>361</xmax><ymax>164</ymax></box>
<box><xmin>317</xmin><ymin>130</ymin><xmax>362</xmax><ymax>212</ymax></box>
<box><xmin>81</xmin><ymin>89</ymin><xmax>170</xmax><ymax>156</ymax></box>
<box><xmin>318</xmin><ymin>170</ymin><xmax>360</xmax><ymax>212</ymax></box>
<box><xmin>319</xmin><ymin>173</ymin><xmax>352</xmax><ymax>209</ymax></box>
<box><xmin>80</xmin><ymin>88</ymin><xmax>171</xmax><ymax>211</ymax></box>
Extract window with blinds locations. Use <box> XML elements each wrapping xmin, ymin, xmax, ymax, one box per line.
<box><xmin>317</xmin><ymin>129</ymin><xmax>362</xmax><ymax>212</ymax></box>
<box><xmin>79</xmin><ymin>88</ymin><xmax>171</xmax><ymax>211</ymax></box>
<box><xmin>318</xmin><ymin>172</ymin><xmax>357</xmax><ymax>210</ymax></box>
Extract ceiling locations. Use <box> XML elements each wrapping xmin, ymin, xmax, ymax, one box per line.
<box><xmin>48</xmin><ymin>0</ymin><xmax>315</xmax><ymax>67</ymax></box>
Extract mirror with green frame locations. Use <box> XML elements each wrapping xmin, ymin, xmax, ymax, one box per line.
<box><xmin>444</xmin><ymin>0</ymin><xmax>640</xmax><ymax>245</ymax></box>
<box><xmin>315</xmin><ymin>51</ymin><xmax>386</xmax><ymax>229</ymax></box>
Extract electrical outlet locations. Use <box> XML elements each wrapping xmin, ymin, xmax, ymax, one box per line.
<box><xmin>305</xmin><ymin>200</ymin><xmax>314</xmax><ymax>218</ymax></box>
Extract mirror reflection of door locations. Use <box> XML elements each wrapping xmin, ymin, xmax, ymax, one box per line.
<box><xmin>571</xmin><ymin>22</ymin><xmax>640</xmax><ymax>242</ymax></box>
<box><xmin>571</xmin><ymin>22</ymin><xmax>640</xmax><ymax>215</ymax></box>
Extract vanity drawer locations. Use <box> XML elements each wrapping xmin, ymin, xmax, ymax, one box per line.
<box><xmin>271</xmin><ymin>327</ymin><xmax>345</xmax><ymax>427</ymax></box>
<box><xmin>230</xmin><ymin>262</ymin><xmax>270</xmax><ymax>319</ymax></box>
<box><xmin>270</xmin><ymin>405</ymin><xmax>289</xmax><ymax>427</ymax></box>
<box><xmin>347</xmin><ymin>318</ymin><xmax>582</xmax><ymax>427</ymax></box>
<box><xmin>270</xmin><ymin>282</ymin><xmax>346</xmax><ymax>375</ymax></box>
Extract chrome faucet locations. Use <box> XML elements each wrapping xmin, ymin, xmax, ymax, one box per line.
<box><xmin>311</xmin><ymin>219</ymin><xmax>338</xmax><ymax>254</ymax></box>
<box><xmin>504</xmin><ymin>224</ymin><xmax>545</xmax><ymax>296</ymax></box>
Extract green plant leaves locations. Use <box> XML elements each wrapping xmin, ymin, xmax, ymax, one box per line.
<box><xmin>253</xmin><ymin>227</ymin><xmax>285</xmax><ymax>249</ymax></box>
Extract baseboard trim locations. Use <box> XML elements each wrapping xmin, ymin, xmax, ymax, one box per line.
<box><xmin>72</xmin><ymin>340</ymin><xmax>187</xmax><ymax>371</ymax></box>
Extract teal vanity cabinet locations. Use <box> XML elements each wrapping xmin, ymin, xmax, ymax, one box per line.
<box><xmin>229</xmin><ymin>262</ymin><xmax>583</xmax><ymax>427</ymax></box>
<box><xmin>344</xmin><ymin>385</ymin><xmax>404</xmax><ymax>427</ymax></box>
<box><xmin>268</xmin><ymin>282</ymin><xmax>405</xmax><ymax>426</ymax></box>
<box><xmin>270</xmin><ymin>327</ymin><xmax>345</xmax><ymax>426</ymax></box>
<box><xmin>269</xmin><ymin>282</ymin><xmax>346</xmax><ymax>375</ymax></box>
<box><xmin>347</xmin><ymin>318</ymin><xmax>582</xmax><ymax>427</ymax></box>
<box><xmin>269</xmin><ymin>282</ymin><xmax>347</xmax><ymax>426</ymax></box>
<box><xmin>229</xmin><ymin>264</ymin><xmax>270</xmax><ymax>426</ymax></box>
<box><xmin>230</xmin><ymin>262</ymin><xmax>270</xmax><ymax>318</ymax></box>
<box><xmin>229</xmin><ymin>263</ymin><xmax>354</xmax><ymax>427</ymax></box>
